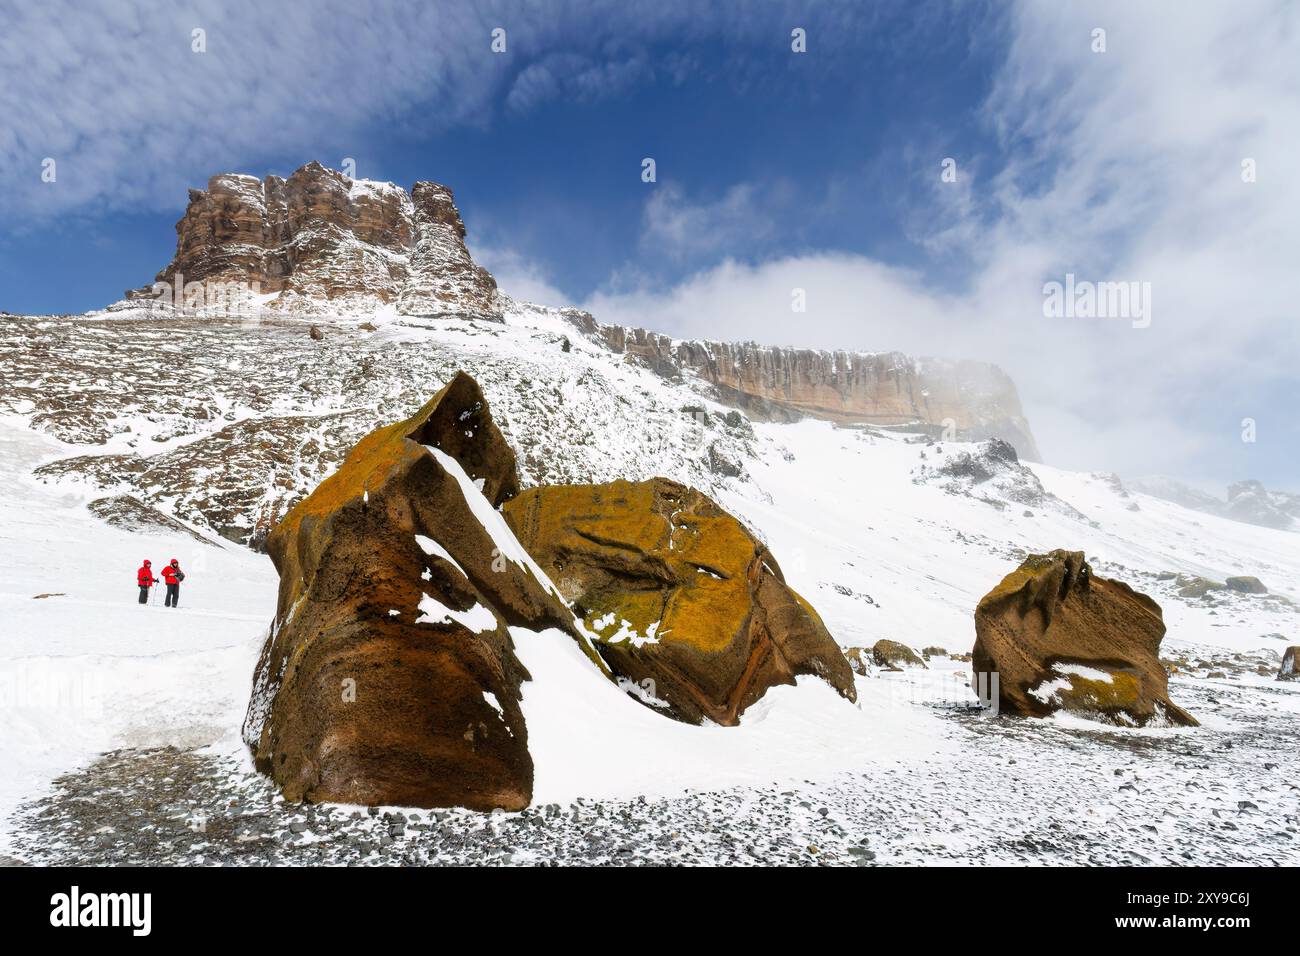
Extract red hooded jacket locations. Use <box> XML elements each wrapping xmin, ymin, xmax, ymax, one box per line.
<box><xmin>162</xmin><ymin>562</ymin><xmax>183</xmax><ymax>586</ymax></box>
<box><xmin>137</xmin><ymin>562</ymin><xmax>154</xmax><ymax>586</ymax></box>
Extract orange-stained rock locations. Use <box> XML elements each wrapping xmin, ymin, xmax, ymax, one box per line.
<box><xmin>503</xmin><ymin>477</ymin><xmax>857</xmax><ymax>725</ymax></box>
<box><xmin>972</xmin><ymin>550</ymin><xmax>1196</xmax><ymax>726</ymax></box>
<box><xmin>241</xmin><ymin>371</ymin><xmax>586</xmax><ymax>810</ymax></box>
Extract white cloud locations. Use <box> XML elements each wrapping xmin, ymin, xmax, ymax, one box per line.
<box><xmin>473</xmin><ymin>243</ymin><xmax>571</xmax><ymax>308</ymax></box>
<box><xmin>505</xmin><ymin>52</ymin><xmax>653</xmax><ymax>114</ymax></box>
<box><xmin>640</xmin><ymin>183</ymin><xmax>778</xmax><ymax>261</ymax></box>
<box><xmin>0</xmin><ymin>0</ymin><xmax>817</xmax><ymax>219</ymax></box>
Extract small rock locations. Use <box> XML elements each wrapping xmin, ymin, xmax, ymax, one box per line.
<box><xmin>1225</xmin><ymin>576</ymin><xmax>1267</xmax><ymax>594</ymax></box>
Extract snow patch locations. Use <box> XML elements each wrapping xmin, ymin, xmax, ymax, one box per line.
<box><xmin>416</xmin><ymin>593</ymin><xmax>498</xmax><ymax>634</ymax></box>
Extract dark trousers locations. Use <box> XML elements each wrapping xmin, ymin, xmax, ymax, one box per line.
<box><xmin>139</xmin><ymin>585</ymin><xmax>149</xmax><ymax>604</ymax></box>
<box><xmin>165</xmin><ymin>583</ymin><xmax>180</xmax><ymax>607</ymax></box>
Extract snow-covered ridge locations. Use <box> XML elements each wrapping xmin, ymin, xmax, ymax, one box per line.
<box><xmin>96</xmin><ymin>159</ymin><xmax>1040</xmax><ymax>459</ymax></box>
<box><xmin>3</xmin><ymin>300</ymin><xmax>1299</xmax><ymax>862</ymax></box>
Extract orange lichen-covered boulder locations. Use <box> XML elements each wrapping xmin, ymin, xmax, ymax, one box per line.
<box><xmin>503</xmin><ymin>477</ymin><xmax>856</xmax><ymax>725</ymax></box>
<box><xmin>241</xmin><ymin>371</ymin><xmax>594</xmax><ymax>811</ymax></box>
<box><xmin>972</xmin><ymin>549</ymin><xmax>1196</xmax><ymax>727</ymax></box>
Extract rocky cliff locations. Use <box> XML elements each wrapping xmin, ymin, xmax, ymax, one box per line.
<box><xmin>123</xmin><ymin>160</ymin><xmax>1036</xmax><ymax>457</ymax></box>
<box><xmin>564</xmin><ymin>312</ymin><xmax>1041</xmax><ymax>460</ymax></box>
<box><xmin>126</xmin><ymin>161</ymin><xmax>500</xmax><ymax>319</ymax></box>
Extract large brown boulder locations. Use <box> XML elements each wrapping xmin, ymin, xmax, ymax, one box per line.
<box><xmin>872</xmin><ymin>639</ymin><xmax>927</xmax><ymax>670</ymax></box>
<box><xmin>1279</xmin><ymin>646</ymin><xmax>1300</xmax><ymax>681</ymax></box>
<box><xmin>972</xmin><ymin>550</ymin><xmax>1196</xmax><ymax>727</ymax></box>
<box><xmin>503</xmin><ymin>477</ymin><xmax>857</xmax><ymax>725</ymax></box>
<box><xmin>241</xmin><ymin>371</ymin><xmax>595</xmax><ymax>810</ymax></box>
<box><xmin>1225</xmin><ymin>575</ymin><xmax>1267</xmax><ymax>594</ymax></box>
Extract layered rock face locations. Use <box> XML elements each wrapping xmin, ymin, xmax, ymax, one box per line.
<box><xmin>972</xmin><ymin>550</ymin><xmax>1196</xmax><ymax>727</ymax></box>
<box><xmin>503</xmin><ymin>477</ymin><xmax>857</xmax><ymax>725</ymax></box>
<box><xmin>120</xmin><ymin>161</ymin><xmax>1039</xmax><ymax>458</ymax></box>
<box><xmin>128</xmin><ymin>162</ymin><xmax>500</xmax><ymax>319</ymax></box>
<box><xmin>241</xmin><ymin>372</ymin><xmax>583</xmax><ymax>810</ymax></box>
<box><xmin>564</xmin><ymin>312</ymin><xmax>1040</xmax><ymax>459</ymax></box>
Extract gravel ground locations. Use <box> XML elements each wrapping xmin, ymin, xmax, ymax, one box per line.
<box><xmin>9</xmin><ymin>671</ymin><xmax>1298</xmax><ymax>867</ymax></box>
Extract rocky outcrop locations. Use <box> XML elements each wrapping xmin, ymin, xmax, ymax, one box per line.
<box><xmin>972</xmin><ymin>550</ymin><xmax>1196</xmax><ymax>727</ymax></box>
<box><xmin>563</xmin><ymin>312</ymin><xmax>1040</xmax><ymax>459</ymax></box>
<box><xmin>396</xmin><ymin>182</ymin><xmax>499</xmax><ymax>319</ymax></box>
<box><xmin>1226</xmin><ymin>481</ymin><xmax>1300</xmax><ymax>531</ymax></box>
<box><xmin>241</xmin><ymin>372</ymin><xmax>590</xmax><ymax>810</ymax></box>
<box><xmin>872</xmin><ymin>639</ymin><xmax>927</xmax><ymax>670</ymax></box>
<box><xmin>1176</xmin><ymin>575</ymin><xmax>1226</xmax><ymax>599</ymax></box>
<box><xmin>1279</xmin><ymin>647</ymin><xmax>1300</xmax><ymax>682</ymax></box>
<box><xmin>1225</xmin><ymin>576</ymin><xmax>1267</xmax><ymax>594</ymax></box>
<box><xmin>127</xmin><ymin>162</ymin><xmax>500</xmax><ymax>319</ymax></box>
<box><xmin>502</xmin><ymin>477</ymin><xmax>857</xmax><ymax>725</ymax></box>
<box><xmin>843</xmin><ymin>647</ymin><xmax>871</xmax><ymax>676</ymax></box>
<box><xmin>115</xmin><ymin>160</ymin><xmax>1037</xmax><ymax>455</ymax></box>
<box><xmin>915</xmin><ymin>438</ymin><xmax>1085</xmax><ymax>519</ymax></box>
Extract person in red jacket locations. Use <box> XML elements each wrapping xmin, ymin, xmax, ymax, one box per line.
<box><xmin>137</xmin><ymin>560</ymin><xmax>156</xmax><ymax>604</ymax></box>
<box><xmin>161</xmin><ymin>558</ymin><xmax>185</xmax><ymax>608</ymax></box>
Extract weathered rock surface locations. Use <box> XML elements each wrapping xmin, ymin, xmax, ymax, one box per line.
<box><xmin>1176</xmin><ymin>575</ymin><xmax>1227</xmax><ymax>599</ymax></box>
<box><xmin>242</xmin><ymin>372</ymin><xmax>583</xmax><ymax>810</ymax></box>
<box><xmin>1279</xmin><ymin>647</ymin><xmax>1300</xmax><ymax>681</ymax></box>
<box><xmin>1225</xmin><ymin>575</ymin><xmax>1268</xmax><ymax>594</ymax></box>
<box><xmin>872</xmin><ymin>639</ymin><xmax>927</xmax><ymax>670</ymax></box>
<box><xmin>972</xmin><ymin>550</ymin><xmax>1196</xmax><ymax>727</ymax></box>
<box><xmin>563</xmin><ymin>312</ymin><xmax>1040</xmax><ymax>459</ymax></box>
<box><xmin>844</xmin><ymin>647</ymin><xmax>871</xmax><ymax>676</ymax></box>
<box><xmin>126</xmin><ymin>162</ymin><xmax>500</xmax><ymax>319</ymax></box>
<box><xmin>503</xmin><ymin>477</ymin><xmax>856</xmax><ymax>724</ymax></box>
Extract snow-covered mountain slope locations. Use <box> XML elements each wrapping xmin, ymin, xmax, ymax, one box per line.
<box><xmin>1</xmin><ymin>301</ymin><xmax>1297</xmax><ymax>864</ymax></box>
<box><xmin>0</xmin><ymin>419</ymin><xmax>276</xmax><ymax>847</ymax></box>
<box><xmin>1128</xmin><ymin>474</ymin><xmax>1300</xmax><ymax>533</ymax></box>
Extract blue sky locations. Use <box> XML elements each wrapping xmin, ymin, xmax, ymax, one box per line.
<box><xmin>1</xmin><ymin>1</ymin><xmax>1297</xmax><ymax>489</ymax></box>
<box><xmin>0</xmin><ymin>1</ymin><xmax>1003</xmax><ymax>311</ymax></box>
